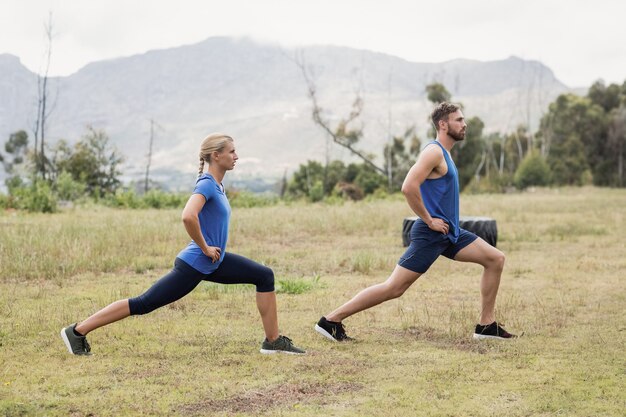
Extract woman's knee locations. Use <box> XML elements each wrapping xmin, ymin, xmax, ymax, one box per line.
<box><xmin>255</xmin><ymin>266</ymin><xmax>275</xmax><ymax>293</ymax></box>
<box><xmin>128</xmin><ymin>295</ymin><xmax>154</xmax><ymax>315</ymax></box>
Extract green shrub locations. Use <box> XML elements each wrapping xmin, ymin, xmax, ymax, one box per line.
<box><xmin>514</xmin><ymin>152</ymin><xmax>552</xmax><ymax>189</ymax></box>
<box><xmin>464</xmin><ymin>173</ymin><xmax>514</xmax><ymax>194</ymax></box>
<box><xmin>142</xmin><ymin>189</ymin><xmax>186</xmax><ymax>209</ymax></box>
<box><xmin>308</xmin><ymin>180</ymin><xmax>325</xmax><ymax>202</ymax></box>
<box><xmin>228</xmin><ymin>190</ymin><xmax>279</xmax><ymax>208</ymax></box>
<box><xmin>0</xmin><ymin>193</ymin><xmax>12</xmax><ymax>209</ymax></box>
<box><xmin>11</xmin><ymin>180</ymin><xmax>58</xmax><ymax>213</ymax></box>
<box><xmin>276</xmin><ymin>275</ymin><xmax>322</xmax><ymax>294</ymax></box>
<box><xmin>364</xmin><ymin>187</ymin><xmax>392</xmax><ymax>201</ymax></box>
<box><xmin>355</xmin><ymin>169</ymin><xmax>386</xmax><ymax>194</ymax></box>
<box><xmin>105</xmin><ymin>189</ymin><xmax>143</xmax><ymax>208</ymax></box>
<box><xmin>5</xmin><ymin>175</ymin><xmax>24</xmax><ymax>194</ymax></box>
<box><xmin>322</xmin><ymin>194</ymin><xmax>345</xmax><ymax>205</ymax></box>
<box><xmin>54</xmin><ymin>171</ymin><xmax>86</xmax><ymax>201</ymax></box>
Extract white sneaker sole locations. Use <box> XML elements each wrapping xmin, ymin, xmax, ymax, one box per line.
<box><xmin>259</xmin><ymin>349</ymin><xmax>305</xmax><ymax>355</ymax></box>
<box><xmin>473</xmin><ymin>333</ymin><xmax>513</xmax><ymax>340</ymax></box>
<box><xmin>314</xmin><ymin>324</ymin><xmax>338</xmax><ymax>342</ymax></box>
<box><xmin>60</xmin><ymin>327</ymin><xmax>75</xmax><ymax>354</ymax></box>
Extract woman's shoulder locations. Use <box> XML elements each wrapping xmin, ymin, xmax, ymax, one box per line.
<box><xmin>195</xmin><ymin>174</ymin><xmax>224</xmax><ymax>195</ymax></box>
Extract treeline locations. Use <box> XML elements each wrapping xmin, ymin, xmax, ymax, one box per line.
<box><xmin>470</xmin><ymin>79</ymin><xmax>626</xmax><ymax>192</ymax></box>
<box><xmin>286</xmin><ymin>79</ymin><xmax>626</xmax><ymax>200</ymax></box>
<box><xmin>0</xmin><ymin>126</ymin><xmax>187</xmax><ymax>212</ymax></box>
<box><xmin>2</xmin><ymin>80</ymin><xmax>625</xmax><ymax>211</ymax></box>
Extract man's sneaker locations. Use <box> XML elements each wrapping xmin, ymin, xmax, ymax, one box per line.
<box><xmin>260</xmin><ymin>335</ymin><xmax>306</xmax><ymax>355</ymax></box>
<box><xmin>473</xmin><ymin>321</ymin><xmax>517</xmax><ymax>340</ymax></box>
<box><xmin>60</xmin><ymin>323</ymin><xmax>92</xmax><ymax>355</ymax></box>
<box><xmin>314</xmin><ymin>316</ymin><xmax>353</xmax><ymax>342</ymax></box>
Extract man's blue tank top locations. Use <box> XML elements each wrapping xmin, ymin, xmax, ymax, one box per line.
<box><xmin>420</xmin><ymin>141</ymin><xmax>460</xmax><ymax>243</ymax></box>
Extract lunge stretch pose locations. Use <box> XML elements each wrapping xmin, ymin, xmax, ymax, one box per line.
<box><xmin>61</xmin><ymin>133</ymin><xmax>305</xmax><ymax>355</ymax></box>
<box><xmin>315</xmin><ymin>102</ymin><xmax>516</xmax><ymax>341</ymax></box>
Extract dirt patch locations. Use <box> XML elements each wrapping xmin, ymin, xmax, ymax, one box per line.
<box><xmin>384</xmin><ymin>326</ymin><xmax>491</xmax><ymax>354</ymax></box>
<box><xmin>180</xmin><ymin>381</ymin><xmax>363</xmax><ymax>415</ymax></box>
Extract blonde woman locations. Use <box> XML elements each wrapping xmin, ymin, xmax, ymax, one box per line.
<box><xmin>61</xmin><ymin>133</ymin><xmax>305</xmax><ymax>355</ymax></box>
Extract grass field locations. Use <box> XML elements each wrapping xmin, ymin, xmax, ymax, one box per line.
<box><xmin>1</xmin><ymin>187</ymin><xmax>625</xmax><ymax>416</ymax></box>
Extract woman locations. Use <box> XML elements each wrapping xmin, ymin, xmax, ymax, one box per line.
<box><xmin>61</xmin><ymin>133</ymin><xmax>305</xmax><ymax>355</ymax></box>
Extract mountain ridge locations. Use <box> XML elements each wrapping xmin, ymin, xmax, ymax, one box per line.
<box><xmin>0</xmin><ymin>37</ymin><xmax>571</xmax><ymax>189</ymax></box>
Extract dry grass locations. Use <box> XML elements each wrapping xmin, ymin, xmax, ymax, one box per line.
<box><xmin>1</xmin><ymin>187</ymin><xmax>625</xmax><ymax>416</ymax></box>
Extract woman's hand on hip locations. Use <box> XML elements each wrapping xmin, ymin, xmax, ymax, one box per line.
<box><xmin>203</xmin><ymin>246</ymin><xmax>222</xmax><ymax>263</ymax></box>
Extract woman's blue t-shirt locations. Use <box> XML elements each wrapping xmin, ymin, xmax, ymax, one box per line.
<box><xmin>177</xmin><ymin>174</ymin><xmax>231</xmax><ymax>273</ymax></box>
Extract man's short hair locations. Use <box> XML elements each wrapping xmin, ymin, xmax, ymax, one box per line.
<box><xmin>431</xmin><ymin>102</ymin><xmax>461</xmax><ymax>131</ymax></box>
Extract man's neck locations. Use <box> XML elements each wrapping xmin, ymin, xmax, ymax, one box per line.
<box><xmin>436</xmin><ymin>134</ymin><xmax>456</xmax><ymax>152</ymax></box>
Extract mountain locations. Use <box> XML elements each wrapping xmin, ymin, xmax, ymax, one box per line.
<box><xmin>0</xmin><ymin>37</ymin><xmax>570</xmax><ymax>190</ymax></box>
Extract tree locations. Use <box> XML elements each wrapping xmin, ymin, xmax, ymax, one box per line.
<box><xmin>50</xmin><ymin>127</ymin><xmax>124</xmax><ymax>196</ymax></box>
<box><xmin>295</xmin><ymin>54</ymin><xmax>416</xmax><ymax>190</ymax></box>
<box><xmin>286</xmin><ymin>160</ymin><xmax>325</xmax><ymax>199</ymax></box>
<box><xmin>297</xmin><ymin>58</ymin><xmax>386</xmax><ymax>177</ymax></box>
<box><xmin>383</xmin><ymin>126</ymin><xmax>420</xmax><ymax>188</ymax></box>
<box><xmin>607</xmin><ymin>106</ymin><xmax>626</xmax><ymax>186</ymax></box>
<box><xmin>33</xmin><ymin>12</ymin><xmax>57</xmax><ymax>180</ymax></box>
<box><xmin>586</xmin><ymin>80</ymin><xmax>626</xmax><ymax>186</ymax></box>
<box><xmin>451</xmin><ymin>116</ymin><xmax>486</xmax><ymax>191</ymax></box>
<box><xmin>550</xmin><ymin>134</ymin><xmax>590</xmax><ymax>185</ymax></box>
<box><xmin>426</xmin><ymin>82</ymin><xmax>451</xmax><ymax>104</ymax></box>
<box><xmin>144</xmin><ymin>119</ymin><xmax>165</xmax><ymax>193</ymax></box>
<box><xmin>354</xmin><ymin>164</ymin><xmax>386</xmax><ymax>194</ymax></box>
<box><xmin>287</xmin><ymin>159</ymin><xmax>390</xmax><ymax>200</ymax></box>
<box><xmin>514</xmin><ymin>151</ymin><xmax>552</xmax><ymax>189</ymax></box>
<box><xmin>1</xmin><ymin>131</ymin><xmax>29</xmax><ymax>173</ymax></box>
<box><xmin>425</xmin><ymin>82</ymin><xmax>454</xmax><ymax>138</ymax></box>
<box><xmin>537</xmin><ymin>94</ymin><xmax>605</xmax><ymax>185</ymax></box>
<box><xmin>588</xmin><ymin>80</ymin><xmax>622</xmax><ymax>113</ymax></box>
<box><xmin>1</xmin><ymin>130</ymin><xmax>30</xmax><ymax>191</ymax></box>
<box><xmin>503</xmin><ymin>125</ymin><xmax>531</xmax><ymax>175</ymax></box>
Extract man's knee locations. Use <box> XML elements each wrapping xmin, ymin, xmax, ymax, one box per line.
<box><xmin>490</xmin><ymin>250</ymin><xmax>505</xmax><ymax>270</ymax></box>
<box><xmin>386</xmin><ymin>283</ymin><xmax>409</xmax><ymax>300</ymax></box>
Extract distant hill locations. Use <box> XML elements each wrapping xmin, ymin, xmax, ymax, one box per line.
<box><xmin>0</xmin><ymin>37</ymin><xmax>570</xmax><ymax>190</ymax></box>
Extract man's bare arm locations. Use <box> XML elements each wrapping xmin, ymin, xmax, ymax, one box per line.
<box><xmin>401</xmin><ymin>145</ymin><xmax>449</xmax><ymax>234</ymax></box>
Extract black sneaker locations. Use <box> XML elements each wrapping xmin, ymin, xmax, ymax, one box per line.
<box><xmin>260</xmin><ymin>335</ymin><xmax>306</xmax><ymax>355</ymax></box>
<box><xmin>473</xmin><ymin>321</ymin><xmax>516</xmax><ymax>340</ymax></box>
<box><xmin>314</xmin><ymin>316</ymin><xmax>353</xmax><ymax>342</ymax></box>
<box><xmin>60</xmin><ymin>323</ymin><xmax>92</xmax><ymax>355</ymax></box>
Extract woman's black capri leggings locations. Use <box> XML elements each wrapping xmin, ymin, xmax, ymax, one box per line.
<box><xmin>128</xmin><ymin>253</ymin><xmax>274</xmax><ymax>315</ymax></box>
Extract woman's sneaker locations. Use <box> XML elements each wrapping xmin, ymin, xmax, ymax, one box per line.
<box><xmin>60</xmin><ymin>323</ymin><xmax>92</xmax><ymax>355</ymax></box>
<box><xmin>314</xmin><ymin>316</ymin><xmax>353</xmax><ymax>342</ymax></box>
<box><xmin>260</xmin><ymin>335</ymin><xmax>306</xmax><ymax>355</ymax></box>
<box><xmin>473</xmin><ymin>322</ymin><xmax>517</xmax><ymax>340</ymax></box>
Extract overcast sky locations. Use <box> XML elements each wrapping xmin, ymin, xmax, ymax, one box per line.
<box><xmin>1</xmin><ymin>0</ymin><xmax>624</xmax><ymax>88</ymax></box>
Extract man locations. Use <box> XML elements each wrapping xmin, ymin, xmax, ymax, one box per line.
<box><xmin>315</xmin><ymin>102</ymin><xmax>516</xmax><ymax>341</ymax></box>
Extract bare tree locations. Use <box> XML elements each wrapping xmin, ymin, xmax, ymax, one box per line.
<box><xmin>292</xmin><ymin>53</ymin><xmax>386</xmax><ymax>177</ymax></box>
<box><xmin>386</xmin><ymin>70</ymin><xmax>394</xmax><ymax>190</ymax></box>
<box><xmin>539</xmin><ymin>113</ymin><xmax>554</xmax><ymax>158</ymax></box>
<box><xmin>144</xmin><ymin>119</ymin><xmax>165</xmax><ymax>193</ymax></box>
<box><xmin>33</xmin><ymin>11</ymin><xmax>57</xmax><ymax>179</ymax></box>
<box><xmin>608</xmin><ymin>106</ymin><xmax>626</xmax><ymax>186</ymax></box>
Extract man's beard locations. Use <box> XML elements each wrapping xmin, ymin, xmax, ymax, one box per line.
<box><xmin>448</xmin><ymin>127</ymin><xmax>466</xmax><ymax>142</ymax></box>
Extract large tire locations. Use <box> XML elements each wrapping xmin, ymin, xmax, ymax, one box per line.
<box><xmin>402</xmin><ymin>216</ymin><xmax>498</xmax><ymax>247</ymax></box>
